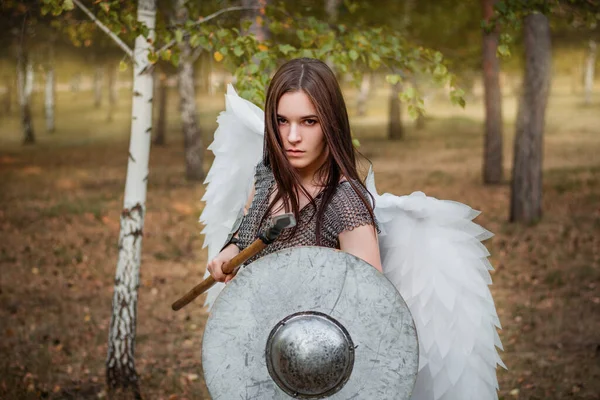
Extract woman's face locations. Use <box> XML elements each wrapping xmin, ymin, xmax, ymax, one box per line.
<box><xmin>276</xmin><ymin>90</ymin><xmax>327</xmax><ymax>176</ymax></box>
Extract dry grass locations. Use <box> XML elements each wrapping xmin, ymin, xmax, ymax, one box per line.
<box><xmin>0</xmin><ymin>78</ymin><xmax>599</xmax><ymax>399</ymax></box>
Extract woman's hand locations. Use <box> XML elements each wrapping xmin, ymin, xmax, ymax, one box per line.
<box><xmin>206</xmin><ymin>243</ymin><xmax>241</xmax><ymax>283</ymax></box>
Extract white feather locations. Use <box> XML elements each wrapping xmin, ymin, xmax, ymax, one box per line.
<box><xmin>366</xmin><ymin>168</ymin><xmax>505</xmax><ymax>400</ymax></box>
<box><xmin>199</xmin><ymin>84</ymin><xmax>264</xmax><ymax>307</ymax></box>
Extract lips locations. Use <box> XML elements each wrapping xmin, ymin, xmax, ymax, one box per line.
<box><xmin>286</xmin><ymin>149</ymin><xmax>305</xmax><ymax>157</ymax></box>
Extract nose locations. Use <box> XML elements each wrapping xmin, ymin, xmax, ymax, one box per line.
<box><xmin>287</xmin><ymin>123</ymin><xmax>301</xmax><ymax>144</ymax></box>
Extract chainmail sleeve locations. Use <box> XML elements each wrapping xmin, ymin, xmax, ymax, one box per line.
<box><xmin>236</xmin><ymin>160</ymin><xmax>274</xmax><ymax>251</ymax></box>
<box><xmin>323</xmin><ymin>181</ymin><xmax>380</xmax><ymax>244</ymax></box>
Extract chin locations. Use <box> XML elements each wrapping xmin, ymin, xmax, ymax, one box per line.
<box><xmin>288</xmin><ymin>158</ymin><xmax>314</xmax><ymax>170</ymax></box>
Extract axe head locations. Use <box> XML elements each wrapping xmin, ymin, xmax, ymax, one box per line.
<box><xmin>263</xmin><ymin>213</ymin><xmax>296</xmax><ymax>243</ymax></box>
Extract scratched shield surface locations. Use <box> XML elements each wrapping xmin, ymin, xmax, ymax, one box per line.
<box><xmin>202</xmin><ymin>246</ymin><xmax>418</xmax><ymax>399</ymax></box>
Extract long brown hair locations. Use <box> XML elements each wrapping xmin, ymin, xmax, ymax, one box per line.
<box><xmin>262</xmin><ymin>58</ymin><xmax>375</xmax><ymax>244</ymax></box>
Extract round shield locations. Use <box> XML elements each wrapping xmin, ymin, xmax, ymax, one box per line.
<box><xmin>202</xmin><ymin>246</ymin><xmax>418</xmax><ymax>399</ymax></box>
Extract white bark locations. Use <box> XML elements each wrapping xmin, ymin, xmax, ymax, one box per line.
<box><xmin>325</xmin><ymin>0</ymin><xmax>342</xmax><ymax>23</ymax></box>
<box><xmin>17</xmin><ymin>58</ymin><xmax>24</xmax><ymax>107</ymax></box>
<box><xmin>94</xmin><ymin>66</ymin><xmax>104</xmax><ymax>108</ymax></box>
<box><xmin>17</xmin><ymin>46</ymin><xmax>35</xmax><ymax>144</ymax></box>
<box><xmin>25</xmin><ymin>60</ymin><xmax>34</xmax><ymax>101</ymax></box>
<box><xmin>356</xmin><ymin>72</ymin><xmax>372</xmax><ymax>116</ymax></box>
<box><xmin>584</xmin><ymin>39</ymin><xmax>597</xmax><ymax>105</ymax></box>
<box><xmin>45</xmin><ymin>41</ymin><xmax>56</xmax><ymax>133</ymax></box>
<box><xmin>107</xmin><ymin>64</ymin><xmax>118</xmax><ymax>122</ymax></box>
<box><xmin>45</xmin><ymin>67</ymin><xmax>55</xmax><ymax>133</ymax></box>
<box><xmin>106</xmin><ymin>0</ymin><xmax>156</xmax><ymax>393</ymax></box>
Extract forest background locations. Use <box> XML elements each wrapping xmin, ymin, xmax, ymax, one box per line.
<box><xmin>0</xmin><ymin>0</ymin><xmax>599</xmax><ymax>399</ymax></box>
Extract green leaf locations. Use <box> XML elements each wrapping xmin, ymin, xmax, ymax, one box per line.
<box><xmin>160</xmin><ymin>49</ymin><xmax>172</xmax><ymax>61</ymax></box>
<box><xmin>407</xmin><ymin>104</ymin><xmax>419</xmax><ymax>120</ymax></box>
<box><xmin>148</xmin><ymin>52</ymin><xmax>159</xmax><ymax>64</ymax></box>
<box><xmin>497</xmin><ymin>44</ymin><xmax>511</xmax><ymax>57</ymax></box>
<box><xmin>433</xmin><ymin>64</ymin><xmax>448</xmax><ymax>77</ymax></box>
<box><xmin>63</xmin><ymin>0</ymin><xmax>74</xmax><ymax>11</ymax></box>
<box><xmin>278</xmin><ymin>44</ymin><xmax>295</xmax><ymax>55</ymax></box>
<box><xmin>248</xmin><ymin>63</ymin><xmax>259</xmax><ymax>75</ymax></box>
<box><xmin>450</xmin><ymin>88</ymin><xmax>466</xmax><ymax>108</ymax></box>
<box><xmin>495</xmin><ymin>0</ymin><xmax>507</xmax><ymax>14</ymax></box>
<box><xmin>175</xmin><ymin>29</ymin><xmax>184</xmax><ymax>44</ymax></box>
<box><xmin>190</xmin><ymin>34</ymin><xmax>201</xmax><ymax>48</ymax></box>
<box><xmin>349</xmin><ymin>49</ymin><xmax>359</xmax><ymax>61</ymax></box>
<box><xmin>400</xmin><ymin>86</ymin><xmax>416</xmax><ymax>101</ymax></box>
<box><xmin>385</xmin><ymin>74</ymin><xmax>401</xmax><ymax>85</ymax></box>
<box><xmin>171</xmin><ymin>53</ymin><xmax>180</xmax><ymax>67</ymax></box>
<box><xmin>233</xmin><ymin>45</ymin><xmax>244</xmax><ymax>57</ymax></box>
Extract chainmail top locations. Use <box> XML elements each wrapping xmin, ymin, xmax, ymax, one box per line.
<box><xmin>236</xmin><ymin>161</ymin><xmax>379</xmax><ymax>266</ymax></box>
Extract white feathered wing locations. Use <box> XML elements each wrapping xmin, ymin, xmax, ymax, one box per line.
<box><xmin>199</xmin><ymin>84</ymin><xmax>264</xmax><ymax>307</ymax></box>
<box><xmin>365</xmin><ymin>169</ymin><xmax>506</xmax><ymax>400</ymax></box>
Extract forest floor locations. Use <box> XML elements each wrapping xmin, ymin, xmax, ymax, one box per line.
<box><xmin>0</xmin><ymin>83</ymin><xmax>599</xmax><ymax>399</ymax></box>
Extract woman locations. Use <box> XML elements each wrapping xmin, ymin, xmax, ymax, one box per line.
<box><xmin>207</xmin><ymin>58</ymin><xmax>382</xmax><ymax>283</ymax></box>
<box><xmin>201</xmin><ymin>58</ymin><xmax>505</xmax><ymax>399</ymax></box>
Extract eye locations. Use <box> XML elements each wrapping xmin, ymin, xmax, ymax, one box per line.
<box><xmin>303</xmin><ymin>119</ymin><xmax>318</xmax><ymax>126</ymax></box>
<box><xmin>277</xmin><ymin>117</ymin><xmax>288</xmax><ymax>125</ymax></box>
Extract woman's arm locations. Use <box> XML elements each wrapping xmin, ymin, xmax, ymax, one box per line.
<box><xmin>338</xmin><ymin>225</ymin><xmax>383</xmax><ymax>273</ymax></box>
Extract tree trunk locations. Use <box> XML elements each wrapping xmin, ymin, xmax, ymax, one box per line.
<box><xmin>105</xmin><ymin>0</ymin><xmax>156</xmax><ymax>397</ymax></box>
<box><xmin>510</xmin><ymin>13</ymin><xmax>551</xmax><ymax>223</ymax></box>
<box><xmin>388</xmin><ymin>82</ymin><xmax>403</xmax><ymax>140</ymax></box>
<box><xmin>107</xmin><ymin>63</ymin><xmax>118</xmax><ymax>122</ymax></box>
<box><xmin>325</xmin><ymin>0</ymin><xmax>342</xmax><ymax>23</ymax></box>
<box><xmin>45</xmin><ymin>40</ymin><xmax>56</xmax><ymax>133</ymax></box>
<box><xmin>17</xmin><ymin>46</ymin><xmax>35</xmax><ymax>145</ymax></box>
<box><xmin>482</xmin><ymin>0</ymin><xmax>504</xmax><ymax>184</ymax></box>
<box><xmin>356</xmin><ymin>73</ymin><xmax>371</xmax><ymax>116</ymax></box>
<box><xmin>175</xmin><ymin>0</ymin><xmax>204</xmax><ymax>181</ymax></box>
<box><xmin>584</xmin><ymin>39</ymin><xmax>597</xmax><ymax>105</ymax></box>
<box><xmin>70</xmin><ymin>72</ymin><xmax>81</xmax><ymax>93</ymax></box>
<box><xmin>242</xmin><ymin>0</ymin><xmax>269</xmax><ymax>41</ymax></box>
<box><xmin>4</xmin><ymin>75</ymin><xmax>12</xmax><ymax>115</ymax></box>
<box><xmin>153</xmin><ymin>67</ymin><xmax>167</xmax><ymax>146</ymax></box>
<box><xmin>94</xmin><ymin>65</ymin><xmax>104</xmax><ymax>108</ymax></box>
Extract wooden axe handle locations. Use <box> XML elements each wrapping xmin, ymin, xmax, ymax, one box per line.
<box><xmin>171</xmin><ymin>239</ymin><xmax>267</xmax><ymax>311</ymax></box>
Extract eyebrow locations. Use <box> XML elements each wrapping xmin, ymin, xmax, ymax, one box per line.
<box><xmin>276</xmin><ymin>114</ymin><xmax>319</xmax><ymax>119</ymax></box>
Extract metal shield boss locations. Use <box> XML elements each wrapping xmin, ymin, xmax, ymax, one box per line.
<box><xmin>202</xmin><ymin>246</ymin><xmax>418</xmax><ymax>399</ymax></box>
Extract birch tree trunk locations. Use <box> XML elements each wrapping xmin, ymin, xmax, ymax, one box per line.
<box><xmin>175</xmin><ymin>0</ymin><xmax>204</xmax><ymax>181</ymax></box>
<box><xmin>510</xmin><ymin>13</ymin><xmax>551</xmax><ymax>223</ymax></box>
<box><xmin>17</xmin><ymin>46</ymin><xmax>35</xmax><ymax>145</ymax></box>
<box><xmin>105</xmin><ymin>0</ymin><xmax>156</xmax><ymax>395</ymax></box>
<box><xmin>356</xmin><ymin>73</ymin><xmax>372</xmax><ymax>116</ymax></box>
<box><xmin>4</xmin><ymin>75</ymin><xmax>12</xmax><ymax>115</ymax></box>
<box><xmin>325</xmin><ymin>0</ymin><xmax>342</xmax><ymax>23</ymax></box>
<box><xmin>94</xmin><ymin>65</ymin><xmax>104</xmax><ymax>108</ymax></box>
<box><xmin>388</xmin><ymin>82</ymin><xmax>403</xmax><ymax>140</ymax></box>
<box><xmin>584</xmin><ymin>39</ymin><xmax>597</xmax><ymax>105</ymax></box>
<box><xmin>107</xmin><ymin>63</ymin><xmax>118</xmax><ymax>122</ymax></box>
<box><xmin>45</xmin><ymin>41</ymin><xmax>56</xmax><ymax>133</ymax></box>
<box><xmin>153</xmin><ymin>68</ymin><xmax>167</xmax><ymax>146</ymax></box>
<box><xmin>482</xmin><ymin>0</ymin><xmax>504</xmax><ymax>184</ymax></box>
